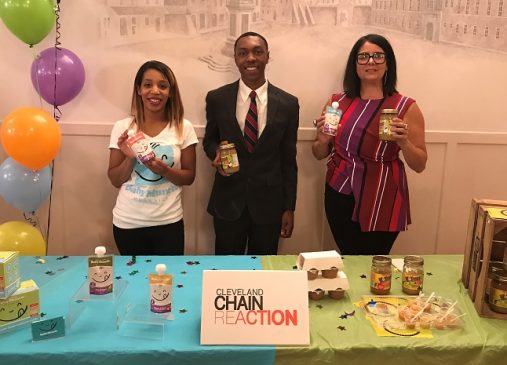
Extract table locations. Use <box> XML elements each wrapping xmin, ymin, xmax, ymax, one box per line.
<box><xmin>0</xmin><ymin>255</ymin><xmax>505</xmax><ymax>365</ymax></box>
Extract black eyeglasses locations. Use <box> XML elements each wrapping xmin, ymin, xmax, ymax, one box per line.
<box><xmin>356</xmin><ymin>52</ymin><xmax>386</xmax><ymax>65</ymax></box>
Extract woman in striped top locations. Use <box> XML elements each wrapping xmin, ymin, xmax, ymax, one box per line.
<box><xmin>312</xmin><ymin>34</ymin><xmax>427</xmax><ymax>255</ymax></box>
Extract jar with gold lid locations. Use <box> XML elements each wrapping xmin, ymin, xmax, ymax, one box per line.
<box><xmin>379</xmin><ymin>109</ymin><xmax>398</xmax><ymax>141</ymax></box>
<box><xmin>219</xmin><ymin>141</ymin><xmax>239</xmax><ymax>174</ymax></box>
<box><xmin>486</xmin><ymin>262</ymin><xmax>505</xmax><ymax>300</ymax></box>
<box><xmin>489</xmin><ymin>268</ymin><xmax>507</xmax><ymax>313</ymax></box>
<box><xmin>370</xmin><ymin>256</ymin><xmax>392</xmax><ymax>295</ymax></box>
<box><xmin>402</xmin><ymin>255</ymin><xmax>424</xmax><ymax>295</ymax></box>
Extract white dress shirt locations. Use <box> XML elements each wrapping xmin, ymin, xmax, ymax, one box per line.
<box><xmin>236</xmin><ymin>78</ymin><xmax>268</xmax><ymax>138</ymax></box>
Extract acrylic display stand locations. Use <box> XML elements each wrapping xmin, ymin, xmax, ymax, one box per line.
<box><xmin>66</xmin><ymin>279</ymin><xmax>128</xmax><ymax>332</ymax></box>
<box><xmin>117</xmin><ymin>303</ymin><xmax>174</xmax><ymax>340</ymax></box>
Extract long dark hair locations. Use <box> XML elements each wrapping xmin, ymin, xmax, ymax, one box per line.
<box><xmin>130</xmin><ymin>60</ymin><xmax>184</xmax><ymax>136</ymax></box>
<box><xmin>343</xmin><ymin>34</ymin><xmax>397</xmax><ymax>98</ymax></box>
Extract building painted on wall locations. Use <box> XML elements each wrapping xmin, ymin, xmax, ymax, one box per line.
<box><xmin>370</xmin><ymin>0</ymin><xmax>506</xmax><ymax>51</ymax></box>
<box><xmin>97</xmin><ymin>0</ymin><xmax>506</xmax><ymax>52</ymax></box>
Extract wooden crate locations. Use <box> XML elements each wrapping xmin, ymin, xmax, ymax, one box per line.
<box><xmin>468</xmin><ymin>206</ymin><xmax>507</xmax><ymax>319</ymax></box>
<box><xmin>462</xmin><ymin>198</ymin><xmax>507</xmax><ymax>288</ymax></box>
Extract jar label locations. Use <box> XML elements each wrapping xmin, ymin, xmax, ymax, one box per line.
<box><xmin>490</xmin><ymin>287</ymin><xmax>507</xmax><ymax>309</ymax></box>
<box><xmin>402</xmin><ymin>273</ymin><xmax>423</xmax><ymax>292</ymax></box>
<box><xmin>370</xmin><ymin>273</ymin><xmax>391</xmax><ymax>291</ymax></box>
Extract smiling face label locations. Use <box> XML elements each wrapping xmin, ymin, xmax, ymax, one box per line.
<box><xmin>0</xmin><ymin>279</ymin><xmax>40</xmax><ymax>329</ymax></box>
<box><xmin>149</xmin><ymin>273</ymin><xmax>172</xmax><ymax>313</ymax></box>
<box><xmin>88</xmin><ymin>256</ymin><xmax>113</xmax><ymax>295</ymax></box>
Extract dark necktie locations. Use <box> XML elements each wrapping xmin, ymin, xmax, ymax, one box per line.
<box><xmin>244</xmin><ymin>90</ymin><xmax>258</xmax><ymax>153</ymax></box>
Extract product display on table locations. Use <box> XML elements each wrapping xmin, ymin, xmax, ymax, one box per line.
<box><xmin>0</xmin><ymin>251</ymin><xmax>20</xmax><ymax>299</ymax></box>
<box><xmin>149</xmin><ymin>264</ymin><xmax>173</xmax><ymax>315</ymax></box>
<box><xmin>462</xmin><ymin>201</ymin><xmax>507</xmax><ymax>319</ymax></box>
<box><xmin>297</xmin><ymin>250</ymin><xmax>349</xmax><ymax>300</ymax></box>
<box><xmin>357</xmin><ymin>293</ymin><xmax>465</xmax><ymax>337</ymax></box>
<box><xmin>2</xmin><ymin>255</ymin><xmax>507</xmax><ymax>365</ymax></box>
<box><xmin>0</xmin><ymin>279</ymin><xmax>40</xmax><ymax>333</ymax></box>
<box><xmin>88</xmin><ymin>246</ymin><xmax>113</xmax><ymax>295</ymax></box>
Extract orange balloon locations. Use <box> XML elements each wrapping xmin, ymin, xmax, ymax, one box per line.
<box><xmin>1</xmin><ymin>107</ymin><xmax>61</xmax><ymax>170</ymax></box>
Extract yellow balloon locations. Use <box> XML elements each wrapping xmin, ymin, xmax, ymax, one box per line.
<box><xmin>0</xmin><ymin>221</ymin><xmax>46</xmax><ymax>255</ymax></box>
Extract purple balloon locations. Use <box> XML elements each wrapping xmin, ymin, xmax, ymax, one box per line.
<box><xmin>31</xmin><ymin>47</ymin><xmax>85</xmax><ymax>106</ymax></box>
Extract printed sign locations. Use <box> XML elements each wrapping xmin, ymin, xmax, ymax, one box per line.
<box><xmin>200</xmin><ymin>270</ymin><xmax>309</xmax><ymax>345</ymax></box>
<box><xmin>31</xmin><ymin>316</ymin><xmax>65</xmax><ymax>341</ymax></box>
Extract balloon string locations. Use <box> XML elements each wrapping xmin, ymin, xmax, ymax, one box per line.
<box><xmin>23</xmin><ymin>211</ymin><xmax>38</xmax><ymax>227</ymax></box>
<box><xmin>44</xmin><ymin>160</ymin><xmax>55</xmax><ymax>254</ymax></box>
<box><xmin>53</xmin><ymin>0</ymin><xmax>62</xmax><ymax>121</ymax></box>
<box><xmin>32</xmin><ymin>50</ymin><xmax>44</xmax><ymax>110</ymax></box>
<box><xmin>44</xmin><ymin>0</ymin><xmax>63</xmax><ymax>253</ymax></box>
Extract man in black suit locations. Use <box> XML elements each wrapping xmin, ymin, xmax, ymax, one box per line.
<box><xmin>203</xmin><ymin>32</ymin><xmax>299</xmax><ymax>255</ymax></box>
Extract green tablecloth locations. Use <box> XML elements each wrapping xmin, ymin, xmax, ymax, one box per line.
<box><xmin>262</xmin><ymin>255</ymin><xmax>506</xmax><ymax>365</ymax></box>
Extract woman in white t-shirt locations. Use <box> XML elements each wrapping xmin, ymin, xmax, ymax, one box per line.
<box><xmin>108</xmin><ymin>60</ymin><xmax>198</xmax><ymax>255</ymax></box>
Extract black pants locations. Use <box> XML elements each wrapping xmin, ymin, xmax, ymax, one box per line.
<box><xmin>113</xmin><ymin>220</ymin><xmax>184</xmax><ymax>255</ymax></box>
<box><xmin>213</xmin><ymin>208</ymin><xmax>281</xmax><ymax>255</ymax></box>
<box><xmin>325</xmin><ymin>184</ymin><xmax>398</xmax><ymax>255</ymax></box>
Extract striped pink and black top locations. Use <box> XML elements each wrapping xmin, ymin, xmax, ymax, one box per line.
<box><xmin>326</xmin><ymin>92</ymin><xmax>415</xmax><ymax>232</ymax></box>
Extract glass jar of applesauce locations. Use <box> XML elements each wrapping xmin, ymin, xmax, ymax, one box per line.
<box><xmin>486</xmin><ymin>262</ymin><xmax>505</xmax><ymax>300</ymax></box>
<box><xmin>379</xmin><ymin>109</ymin><xmax>398</xmax><ymax>141</ymax></box>
<box><xmin>370</xmin><ymin>256</ymin><xmax>392</xmax><ymax>295</ymax></box>
<box><xmin>219</xmin><ymin>141</ymin><xmax>239</xmax><ymax>174</ymax></box>
<box><xmin>402</xmin><ymin>255</ymin><xmax>424</xmax><ymax>295</ymax></box>
<box><xmin>489</xmin><ymin>268</ymin><xmax>507</xmax><ymax>314</ymax></box>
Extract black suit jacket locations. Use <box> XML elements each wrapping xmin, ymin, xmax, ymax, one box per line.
<box><xmin>203</xmin><ymin>80</ymin><xmax>299</xmax><ymax>224</ymax></box>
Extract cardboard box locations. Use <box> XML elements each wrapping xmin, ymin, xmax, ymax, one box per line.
<box><xmin>0</xmin><ymin>251</ymin><xmax>20</xmax><ymax>299</ymax></box>
<box><xmin>297</xmin><ymin>250</ymin><xmax>344</xmax><ymax>271</ymax></box>
<box><xmin>466</xmin><ymin>207</ymin><xmax>507</xmax><ymax>319</ymax></box>
<box><xmin>297</xmin><ymin>251</ymin><xmax>349</xmax><ymax>292</ymax></box>
<box><xmin>0</xmin><ymin>279</ymin><xmax>40</xmax><ymax>330</ymax></box>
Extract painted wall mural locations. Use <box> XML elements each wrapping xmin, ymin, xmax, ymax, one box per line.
<box><xmin>0</xmin><ymin>0</ymin><xmax>506</xmax><ymax>131</ymax></box>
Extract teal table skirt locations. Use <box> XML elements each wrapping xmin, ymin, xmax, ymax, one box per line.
<box><xmin>0</xmin><ymin>255</ymin><xmax>505</xmax><ymax>365</ymax></box>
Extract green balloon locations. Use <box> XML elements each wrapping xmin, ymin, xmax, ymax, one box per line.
<box><xmin>0</xmin><ymin>0</ymin><xmax>56</xmax><ymax>46</ymax></box>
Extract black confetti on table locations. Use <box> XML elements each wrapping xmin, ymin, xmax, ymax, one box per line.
<box><xmin>115</xmin><ymin>276</ymin><xmax>122</xmax><ymax>280</ymax></box>
<box><xmin>292</xmin><ymin>265</ymin><xmax>298</xmax><ymax>270</ymax></box>
<box><xmin>212</xmin><ymin>268</ymin><xmax>217</xmax><ymax>270</ymax></box>
<box><xmin>316</xmin><ymin>304</ymin><xmax>323</xmax><ymax>309</ymax></box>
<box><xmin>45</xmin><ymin>271</ymin><xmax>55</xmax><ymax>276</ymax></box>
<box><xmin>250</xmin><ymin>256</ymin><xmax>257</xmax><ymax>259</ymax></box>
<box><xmin>360</xmin><ymin>274</ymin><xmax>367</xmax><ymax>279</ymax></box>
<box><xmin>180</xmin><ymin>271</ymin><xmax>187</xmax><ymax>274</ymax></box>
<box><xmin>129</xmin><ymin>270</ymin><xmax>139</xmax><ymax>276</ymax></box>
<box><xmin>145</xmin><ymin>259</ymin><xmax>152</xmax><ymax>263</ymax></box>
<box><xmin>337</xmin><ymin>326</ymin><xmax>346</xmax><ymax>331</ymax></box>
<box><xmin>179</xmin><ymin>309</ymin><xmax>187</xmax><ymax>314</ymax></box>
<box><xmin>193</xmin><ymin>261</ymin><xmax>200</xmax><ymax>265</ymax></box>
<box><xmin>426</xmin><ymin>272</ymin><xmax>433</xmax><ymax>276</ymax></box>
<box><xmin>75</xmin><ymin>300</ymin><xmax>84</xmax><ymax>304</ymax></box>
<box><xmin>176</xmin><ymin>284</ymin><xmax>184</xmax><ymax>288</ymax></box>
<box><xmin>339</xmin><ymin>310</ymin><xmax>356</xmax><ymax>319</ymax></box>
<box><xmin>40</xmin><ymin>313</ymin><xmax>47</xmax><ymax>317</ymax></box>
<box><xmin>56</xmin><ymin>256</ymin><xmax>69</xmax><ymax>260</ymax></box>
<box><xmin>395</xmin><ymin>276</ymin><xmax>400</xmax><ymax>280</ymax></box>
<box><xmin>186</xmin><ymin>261</ymin><xmax>195</xmax><ymax>266</ymax></box>
<box><xmin>127</xmin><ymin>260</ymin><xmax>135</xmax><ymax>266</ymax></box>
